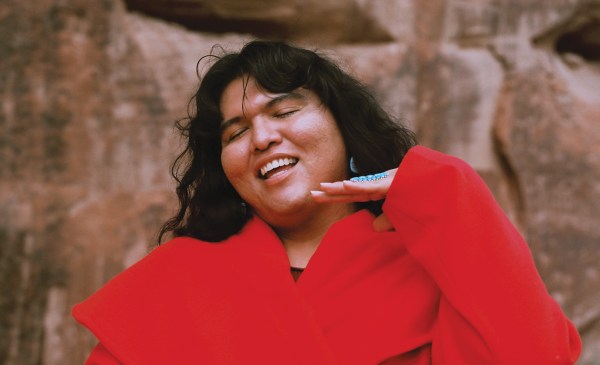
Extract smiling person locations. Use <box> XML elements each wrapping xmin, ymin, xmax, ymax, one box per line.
<box><xmin>73</xmin><ymin>41</ymin><xmax>581</xmax><ymax>364</ymax></box>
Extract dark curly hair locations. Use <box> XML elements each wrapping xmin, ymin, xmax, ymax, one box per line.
<box><xmin>158</xmin><ymin>40</ymin><xmax>417</xmax><ymax>243</ymax></box>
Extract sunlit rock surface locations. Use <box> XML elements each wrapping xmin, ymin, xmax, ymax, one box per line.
<box><xmin>1</xmin><ymin>0</ymin><xmax>598</xmax><ymax>363</ymax></box>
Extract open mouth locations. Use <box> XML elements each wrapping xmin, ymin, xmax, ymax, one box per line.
<box><xmin>259</xmin><ymin>157</ymin><xmax>298</xmax><ymax>179</ymax></box>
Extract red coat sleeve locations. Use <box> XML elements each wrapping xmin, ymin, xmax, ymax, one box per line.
<box><xmin>85</xmin><ymin>343</ymin><xmax>123</xmax><ymax>365</ymax></box>
<box><xmin>382</xmin><ymin>146</ymin><xmax>581</xmax><ymax>364</ymax></box>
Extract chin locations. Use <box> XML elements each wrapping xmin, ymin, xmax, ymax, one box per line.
<box><xmin>256</xmin><ymin>198</ymin><xmax>314</xmax><ymax>220</ymax></box>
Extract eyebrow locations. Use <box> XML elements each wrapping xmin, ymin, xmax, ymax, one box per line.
<box><xmin>220</xmin><ymin>91</ymin><xmax>307</xmax><ymax>133</ymax></box>
<box><xmin>266</xmin><ymin>91</ymin><xmax>307</xmax><ymax>108</ymax></box>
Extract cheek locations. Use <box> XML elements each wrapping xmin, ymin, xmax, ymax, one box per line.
<box><xmin>220</xmin><ymin>146</ymin><xmax>246</xmax><ymax>181</ymax></box>
<box><xmin>320</xmin><ymin>126</ymin><xmax>349</xmax><ymax>176</ymax></box>
<box><xmin>315</xmin><ymin>122</ymin><xmax>347</xmax><ymax>160</ymax></box>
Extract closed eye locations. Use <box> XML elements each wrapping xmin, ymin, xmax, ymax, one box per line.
<box><xmin>273</xmin><ymin>109</ymin><xmax>299</xmax><ymax>119</ymax></box>
<box><xmin>225</xmin><ymin>127</ymin><xmax>249</xmax><ymax>142</ymax></box>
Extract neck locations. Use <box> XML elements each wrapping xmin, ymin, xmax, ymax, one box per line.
<box><xmin>274</xmin><ymin>202</ymin><xmax>356</xmax><ymax>268</ymax></box>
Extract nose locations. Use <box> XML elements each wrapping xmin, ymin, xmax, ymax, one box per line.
<box><xmin>251</xmin><ymin>117</ymin><xmax>282</xmax><ymax>151</ymax></box>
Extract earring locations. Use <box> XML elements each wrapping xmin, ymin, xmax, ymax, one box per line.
<box><xmin>349</xmin><ymin>157</ymin><xmax>359</xmax><ymax>174</ymax></box>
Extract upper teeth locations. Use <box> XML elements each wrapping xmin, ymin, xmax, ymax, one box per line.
<box><xmin>260</xmin><ymin>158</ymin><xmax>297</xmax><ymax>177</ymax></box>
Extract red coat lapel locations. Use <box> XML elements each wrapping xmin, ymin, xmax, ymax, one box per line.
<box><xmin>73</xmin><ymin>218</ymin><xmax>337</xmax><ymax>364</ymax></box>
<box><xmin>296</xmin><ymin>210</ymin><xmax>436</xmax><ymax>364</ymax></box>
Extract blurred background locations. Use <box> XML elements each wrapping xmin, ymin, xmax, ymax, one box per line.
<box><xmin>1</xmin><ymin>0</ymin><xmax>599</xmax><ymax>363</ymax></box>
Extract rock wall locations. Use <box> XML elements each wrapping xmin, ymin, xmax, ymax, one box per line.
<box><xmin>1</xmin><ymin>0</ymin><xmax>598</xmax><ymax>363</ymax></box>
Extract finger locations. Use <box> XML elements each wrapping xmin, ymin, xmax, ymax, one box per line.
<box><xmin>319</xmin><ymin>174</ymin><xmax>392</xmax><ymax>195</ymax></box>
<box><xmin>318</xmin><ymin>182</ymin><xmax>386</xmax><ymax>196</ymax></box>
<box><xmin>373</xmin><ymin>213</ymin><xmax>394</xmax><ymax>232</ymax></box>
<box><xmin>318</xmin><ymin>181</ymin><xmax>354</xmax><ymax>195</ymax></box>
<box><xmin>342</xmin><ymin>180</ymin><xmax>389</xmax><ymax>194</ymax></box>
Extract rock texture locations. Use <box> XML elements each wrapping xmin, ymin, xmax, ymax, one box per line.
<box><xmin>1</xmin><ymin>0</ymin><xmax>599</xmax><ymax>363</ymax></box>
<box><xmin>123</xmin><ymin>0</ymin><xmax>395</xmax><ymax>44</ymax></box>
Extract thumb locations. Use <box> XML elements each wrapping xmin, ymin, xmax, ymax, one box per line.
<box><xmin>373</xmin><ymin>213</ymin><xmax>394</xmax><ymax>232</ymax></box>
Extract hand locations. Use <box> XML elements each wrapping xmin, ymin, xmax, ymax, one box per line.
<box><xmin>310</xmin><ymin>168</ymin><xmax>396</xmax><ymax>203</ymax></box>
<box><xmin>310</xmin><ymin>168</ymin><xmax>397</xmax><ymax>232</ymax></box>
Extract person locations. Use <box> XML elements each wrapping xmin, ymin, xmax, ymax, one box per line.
<box><xmin>72</xmin><ymin>40</ymin><xmax>581</xmax><ymax>364</ymax></box>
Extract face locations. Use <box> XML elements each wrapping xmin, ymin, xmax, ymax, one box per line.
<box><xmin>220</xmin><ymin>77</ymin><xmax>349</xmax><ymax>227</ymax></box>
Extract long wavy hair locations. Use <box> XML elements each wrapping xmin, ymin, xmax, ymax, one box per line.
<box><xmin>158</xmin><ymin>40</ymin><xmax>417</xmax><ymax>243</ymax></box>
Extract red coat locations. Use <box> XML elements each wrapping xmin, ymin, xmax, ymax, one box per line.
<box><xmin>73</xmin><ymin>146</ymin><xmax>581</xmax><ymax>364</ymax></box>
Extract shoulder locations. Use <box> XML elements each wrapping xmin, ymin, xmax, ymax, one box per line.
<box><xmin>75</xmin><ymin>228</ymin><xmax>253</xmax><ymax>305</ymax></box>
<box><xmin>71</xmin><ymin>236</ymin><xmax>215</xmax><ymax>320</ymax></box>
<box><xmin>104</xmin><ymin>215</ymin><xmax>272</xmax><ymax>283</ymax></box>
<box><xmin>105</xmin><ymin>236</ymin><xmax>219</xmax><ymax>285</ymax></box>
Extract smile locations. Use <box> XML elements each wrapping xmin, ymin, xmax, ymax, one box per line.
<box><xmin>259</xmin><ymin>157</ymin><xmax>298</xmax><ymax>179</ymax></box>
